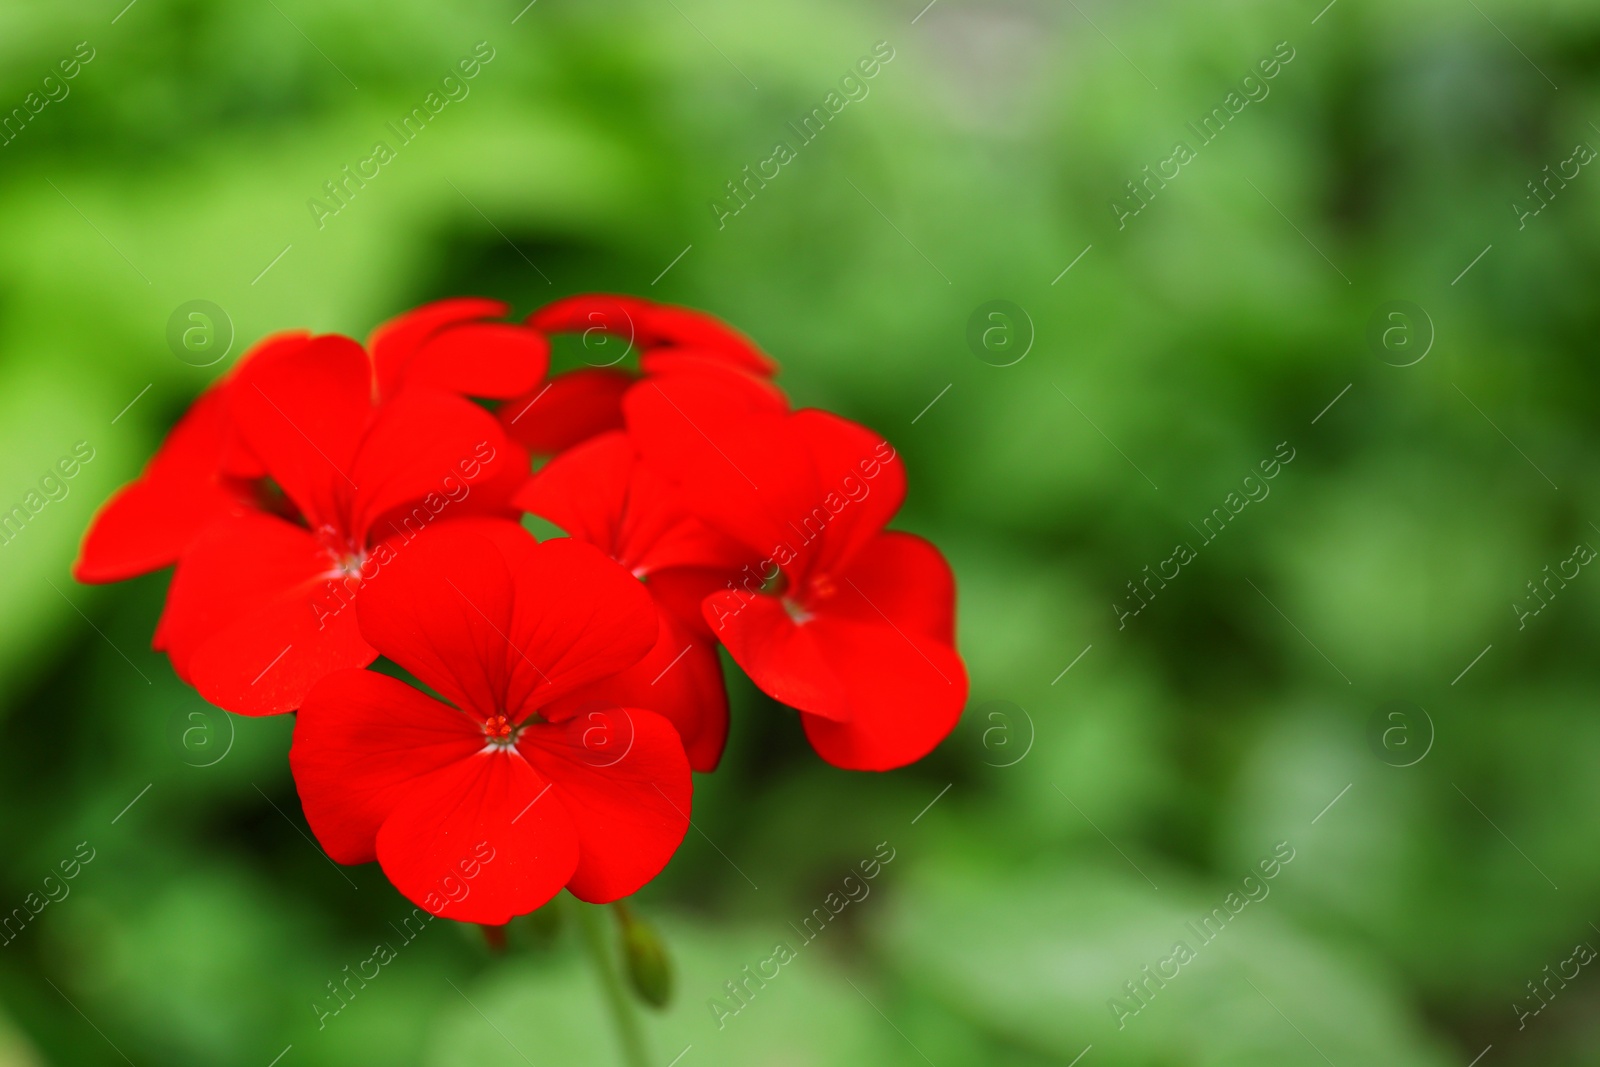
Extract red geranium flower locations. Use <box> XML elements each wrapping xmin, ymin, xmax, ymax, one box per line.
<box><xmin>501</xmin><ymin>294</ymin><xmax>783</xmax><ymax>456</ymax></box>
<box><xmin>155</xmin><ymin>334</ymin><xmax>528</xmax><ymax>715</ymax></box>
<box><xmin>516</xmin><ymin>429</ymin><xmax>748</xmax><ymax>771</ymax></box>
<box><xmin>626</xmin><ymin>376</ymin><xmax>967</xmax><ymax>771</ymax></box>
<box><xmin>290</xmin><ymin>521</ymin><xmax>691</xmax><ymax>924</ymax></box>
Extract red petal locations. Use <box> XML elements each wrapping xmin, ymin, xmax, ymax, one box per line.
<box><xmin>160</xmin><ymin>513</ymin><xmax>376</xmax><ymax>715</ymax></box>
<box><xmin>624</xmin><ymin>376</ymin><xmax>816</xmax><ymax>563</ymax></box>
<box><xmin>217</xmin><ymin>332</ymin><xmax>313</xmax><ymax>479</ymax></box>
<box><xmin>229</xmin><ymin>334</ymin><xmax>373</xmax><ymax>530</ymax></box>
<box><xmin>518</xmin><ymin>705</ymin><xmax>690</xmax><ymax>902</ymax></box>
<box><xmin>639</xmin><ymin>350</ymin><xmax>787</xmax><ymax>411</ymax></box>
<box><xmin>793</xmin><ymin>533</ymin><xmax>965</xmax><ymax>767</ymax></box>
<box><xmin>158</xmin><ymin>513</ymin><xmax>330</xmax><ymax>675</ymax></box>
<box><xmin>527</xmin><ymin>294</ymin><xmax>647</xmax><ymax>343</ymax></box>
<box><xmin>376</xmin><ymin>750</ymin><xmax>579</xmax><ymax>923</ymax></box>
<box><xmin>516</xmin><ymin>431</ymin><xmax>746</xmax><ymax>577</ymax></box>
<box><xmin>512</xmin><ymin>432</ymin><xmax>629</xmax><ymax>554</ymax></box>
<box><xmin>825</xmin><ymin>531</ymin><xmax>956</xmax><ymax>645</ymax></box>
<box><xmin>75</xmin><ymin>387</ymin><xmax>245</xmax><ymax>583</ymax></box>
<box><xmin>292</xmin><ymin>669</ymin><xmax>485</xmax><ymax>863</ymax></box>
<box><xmin>789</xmin><ymin>409</ymin><xmax>905</xmax><ymax>583</ymax></box>
<box><xmin>634</xmin><ymin>303</ymin><xmax>776</xmax><ymax>375</ymax></box>
<box><xmin>369</xmin><ymin>297</ymin><xmax>507</xmax><ymax>400</ymax></box>
<box><xmin>187</xmin><ymin>587</ymin><xmax>375</xmax><ymax>717</ymax></box>
<box><xmin>646</xmin><ymin>565</ymin><xmax>734</xmax><ymax>640</ymax></box>
<box><xmin>405</xmin><ymin>323</ymin><xmax>548</xmax><ymax>400</ymax></box>
<box><xmin>626</xmin><ymin>380</ymin><xmax>903</xmax><ymax>592</ymax></box>
<box><xmin>356</xmin><ymin>525</ymin><xmax>657</xmax><ymax>720</ymax></box>
<box><xmin>550</xmin><ymin>596</ymin><xmax>729</xmax><ymax>772</ymax></box>
<box><xmin>797</xmin><ymin>613</ymin><xmax>967</xmax><ymax>771</ymax></box>
<box><xmin>704</xmin><ymin>565</ymin><xmax>967</xmax><ymax>770</ymax></box>
<box><xmin>345</xmin><ymin>390</ymin><xmax>525</xmax><ymax>545</ymax></box>
<box><xmin>446</xmin><ymin>434</ymin><xmax>532</xmax><ymax>524</ymax></box>
<box><xmin>500</xmin><ymin>368</ymin><xmax>633</xmax><ymax>456</ymax></box>
<box><xmin>353</xmin><ymin>524</ymin><xmax>519</xmax><ymax>718</ymax></box>
<box><xmin>701</xmin><ymin>591</ymin><xmax>850</xmax><ymax>722</ymax></box>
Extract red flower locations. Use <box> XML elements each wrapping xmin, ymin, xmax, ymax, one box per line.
<box><xmin>516</xmin><ymin>430</ymin><xmax>747</xmax><ymax>771</ymax></box>
<box><xmin>501</xmin><ymin>294</ymin><xmax>783</xmax><ymax>456</ymax></box>
<box><xmin>156</xmin><ymin>334</ymin><xmax>528</xmax><ymax>715</ymax></box>
<box><xmin>626</xmin><ymin>376</ymin><xmax>967</xmax><ymax>770</ymax></box>
<box><xmin>290</xmin><ymin>521</ymin><xmax>691</xmax><ymax>924</ymax></box>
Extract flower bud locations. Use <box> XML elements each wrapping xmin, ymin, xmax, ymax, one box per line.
<box><xmin>616</xmin><ymin>905</ymin><xmax>672</xmax><ymax>1008</ymax></box>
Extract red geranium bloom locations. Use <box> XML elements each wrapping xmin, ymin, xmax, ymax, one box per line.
<box><xmin>626</xmin><ymin>376</ymin><xmax>967</xmax><ymax>771</ymax></box>
<box><xmin>155</xmin><ymin>334</ymin><xmax>529</xmax><ymax>715</ymax></box>
<box><xmin>290</xmin><ymin>521</ymin><xmax>691</xmax><ymax>924</ymax></box>
<box><xmin>501</xmin><ymin>294</ymin><xmax>784</xmax><ymax>456</ymax></box>
<box><xmin>516</xmin><ymin>429</ymin><xmax>748</xmax><ymax>771</ymax></box>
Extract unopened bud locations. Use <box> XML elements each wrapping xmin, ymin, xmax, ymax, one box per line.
<box><xmin>616</xmin><ymin>904</ymin><xmax>672</xmax><ymax>1008</ymax></box>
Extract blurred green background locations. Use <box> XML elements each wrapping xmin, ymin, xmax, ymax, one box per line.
<box><xmin>2</xmin><ymin>0</ymin><xmax>1597</xmax><ymax>1063</ymax></box>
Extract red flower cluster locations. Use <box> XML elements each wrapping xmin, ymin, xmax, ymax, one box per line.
<box><xmin>76</xmin><ymin>296</ymin><xmax>967</xmax><ymax>924</ymax></box>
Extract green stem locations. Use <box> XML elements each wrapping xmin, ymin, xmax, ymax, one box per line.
<box><xmin>575</xmin><ymin>899</ymin><xmax>652</xmax><ymax>1067</ymax></box>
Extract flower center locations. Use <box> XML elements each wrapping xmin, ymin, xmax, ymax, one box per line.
<box><xmin>316</xmin><ymin>525</ymin><xmax>368</xmax><ymax>578</ymax></box>
<box><xmin>483</xmin><ymin>714</ymin><xmax>516</xmax><ymax>745</ymax></box>
<box><xmin>780</xmin><ymin>573</ymin><xmax>838</xmax><ymax>625</ymax></box>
